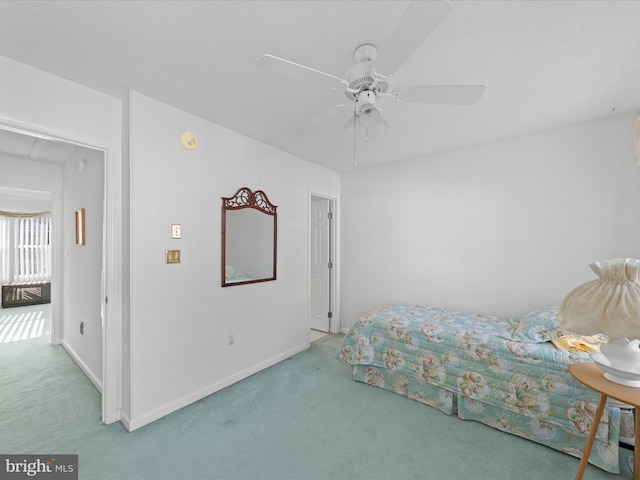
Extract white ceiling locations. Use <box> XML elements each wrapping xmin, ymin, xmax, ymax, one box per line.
<box><xmin>0</xmin><ymin>0</ymin><xmax>639</xmax><ymax>172</ymax></box>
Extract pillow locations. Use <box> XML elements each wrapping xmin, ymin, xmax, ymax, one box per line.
<box><xmin>503</xmin><ymin>305</ymin><xmax>569</xmax><ymax>343</ymax></box>
<box><xmin>225</xmin><ymin>265</ymin><xmax>244</xmax><ymax>280</ymax></box>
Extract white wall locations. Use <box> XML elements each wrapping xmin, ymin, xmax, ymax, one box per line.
<box><xmin>0</xmin><ymin>195</ymin><xmax>49</xmax><ymax>212</ymax></box>
<box><xmin>62</xmin><ymin>153</ymin><xmax>105</xmax><ymax>389</ymax></box>
<box><xmin>126</xmin><ymin>92</ymin><xmax>340</xmax><ymax>430</ymax></box>
<box><xmin>0</xmin><ymin>54</ymin><xmax>122</xmax><ymax>424</ymax></box>
<box><xmin>341</xmin><ymin>114</ymin><xmax>640</xmax><ymax>325</ymax></box>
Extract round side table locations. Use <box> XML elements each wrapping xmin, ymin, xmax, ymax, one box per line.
<box><xmin>570</xmin><ymin>362</ymin><xmax>640</xmax><ymax>480</ymax></box>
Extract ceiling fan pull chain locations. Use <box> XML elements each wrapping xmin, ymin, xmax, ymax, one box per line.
<box><xmin>353</xmin><ymin>138</ymin><xmax>357</xmax><ymax>168</ymax></box>
<box><xmin>353</xmin><ymin>102</ymin><xmax>357</xmax><ymax>168</ymax></box>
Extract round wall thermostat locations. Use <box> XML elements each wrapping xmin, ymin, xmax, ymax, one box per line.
<box><xmin>179</xmin><ymin>131</ymin><xmax>198</xmax><ymax>150</ymax></box>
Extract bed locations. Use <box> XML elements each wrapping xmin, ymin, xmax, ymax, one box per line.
<box><xmin>336</xmin><ymin>304</ymin><xmax>621</xmax><ymax>473</ymax></box>
<box><xmin>224</xmin><ymin>265</ymin><xmax>252</xmax><ymax>283</ymax></box>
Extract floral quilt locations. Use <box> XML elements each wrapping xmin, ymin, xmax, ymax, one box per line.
<box><xmin>336</xmin><ymin>304</ymin><xmax>620</xmax><ymax>473</ymax></box>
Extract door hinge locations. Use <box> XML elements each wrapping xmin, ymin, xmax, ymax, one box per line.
<box><xmin>328</xmin><ymin>311</ymin><xmax>333</xmax><ymax>319</ymax></box>
<box><xmin>328</xmin><ymin>261</ymin><xmax>333</xmax><ymax>269</ymax></box>
<box><xmin>105</xmin><ymin>296</ymin><xmax>109</xmax><ymax>304</ymax></box>
<box><xmin>328</xmin><ymin>212</ymin><xmax>333</xmax><ymax>220</ymax></box>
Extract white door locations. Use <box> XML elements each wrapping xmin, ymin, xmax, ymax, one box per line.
<box><xmin>310</xmin><ymin>196</ymin><xmax>332</xmax><ymax>332</ymax></box>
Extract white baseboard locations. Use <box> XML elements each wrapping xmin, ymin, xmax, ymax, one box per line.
<box><xmin>61</xmin><ymin>340</ymin><xmax>103</xmax><ymax>393</ymax></box>
<box><xmin>125</xmin><ymin>342</ymin><xmax>310</xmax><ymax>432</ymax></box>
<box><xmin>119</xmin><ymin>410</ymin><xmax>132</xmax><ymax>431</ymax></box>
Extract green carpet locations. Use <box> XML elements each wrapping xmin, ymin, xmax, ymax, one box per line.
<box><xmin>0</xmin><ymin>325</ymin><xmax>634</xmax><ymax>479</ymax></box>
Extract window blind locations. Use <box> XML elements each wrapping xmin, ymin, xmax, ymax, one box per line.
<box><xmin>0</xmin><ymin>215</ymin><xmax>51</xmax><ymax>285</ymax></box>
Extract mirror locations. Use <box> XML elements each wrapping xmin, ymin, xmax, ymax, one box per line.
<box><xmin>222</xmin><ymin>187</ymin><xmax>277</xmax><ymax>287</ymax></box>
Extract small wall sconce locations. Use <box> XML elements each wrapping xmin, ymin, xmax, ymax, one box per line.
<box><xmin>75</xmin><ymin>208</ymin><xmax>85</xmax><ymax>246</ymax></box>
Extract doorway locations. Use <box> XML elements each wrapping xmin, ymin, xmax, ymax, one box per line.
<box><xmin>309</xmin><ymin>194</ymin><xmax>335</xmax><ymax>337</ymax></box>
<box><xmin>0</xmin><ymin>126</ymin><xmax>107</xmax><ymax>418</ymax></box>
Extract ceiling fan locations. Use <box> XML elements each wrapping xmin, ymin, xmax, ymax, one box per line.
<box><xmin>256</xmin><ymin>0</ymin><xmax>485</xmax><ymax>141</ymax></box>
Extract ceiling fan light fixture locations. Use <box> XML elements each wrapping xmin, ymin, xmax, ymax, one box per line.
<box><xmin>357</xmin><ymin>90</ymin><xmax>376</xmax><ymax>106</ymax></box>
<box><xmin>356</xmin><ymin>89</ymin><xmax>380</xmax><ymax>128</ymax></box>
<box><xmin>343</xmin><ymin>109</ymin><xmax>389</xmax><ymax>136</ymax></box>
<box><xmin>359</xmin><ymin>105</ymin><xmax>381</xmax><ymax>129</ymax></box>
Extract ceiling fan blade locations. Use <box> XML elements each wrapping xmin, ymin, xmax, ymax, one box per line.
<box><xmin>397</xmin><ymin>85</ymin><xmax>485</xmax><ymax>105</ymax></box>
<box><xmin>292</xmin><ymin>104</ymin><xmax>349</xmax><ymax>137</ymax></box>
<box><xmin>256</xmin><ymin>54</ymin><xmax>346</xmax><ymax>86</ymax></box>
<box><xmin>375</xmin><ymin>0</ymin><xmax>453</xmax><ymax>75</ymax></box>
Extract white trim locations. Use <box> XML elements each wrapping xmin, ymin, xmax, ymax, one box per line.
<box><xmin>61</xmin><ymin>339</ymin><xmax>103</xmax><ymax>392</ymax></box>
<box><xmin>119</xmin><ymin>409</ymin><xmax>132</xmax><ymax>432</ymax></box>
<box><xmin>101</xmin><ymin>145</ymin><xmax>123</xmax><ymax>425</ymax></box>
<box><xmin>50</xmin><ymin>188</ymin><xmax>63</xmax><ymax>345</ymax></box>
<box><xmin>124</xmin><ymin>342</ymin><xmax>310</xmax><ymax>432</ymax></box>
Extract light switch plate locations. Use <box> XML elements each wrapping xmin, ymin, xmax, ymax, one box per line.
<box><xmin>165</xmin><ymin>249</ymin><xmax>181</xmax><ymax>264</ymax></box>
<box><xmin>171</xmin><ymin>224</ymin><xmax>181</xmax><ymax>239</ymax></box>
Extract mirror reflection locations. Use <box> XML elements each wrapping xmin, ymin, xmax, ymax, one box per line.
<box><xmin>222</xmin><ymin>187</ymin><xmax>277</xmax><ymax>287</ymax></box>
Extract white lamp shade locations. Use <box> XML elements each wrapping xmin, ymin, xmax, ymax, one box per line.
<box><xmin>558</xmin><ymin>258</ymin><xmax>640</xmax><ymax>340</ymax></box>
<box><xmin>342</xmin><ymin>110</ymin><xmax>390</xmax><ymax>137</ymax></box>
<box><xmin>359</xmin><ymin>105</ymin><xmax>380</xmax><ymax>129</ymax></box>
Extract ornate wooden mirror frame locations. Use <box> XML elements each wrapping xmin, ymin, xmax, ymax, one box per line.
<box><xmin>221</xmin><ymin>187</ymin><xmax>277</xmax><ymax>287</ymax></box>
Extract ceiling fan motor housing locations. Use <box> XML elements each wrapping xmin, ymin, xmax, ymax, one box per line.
<box><xmin>343</xmin><ymin>58</ymin><xmax>389</xmax><ymax>101</ymax></box>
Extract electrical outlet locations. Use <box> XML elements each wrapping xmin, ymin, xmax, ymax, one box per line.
<box><xmin>165</xmin><ymin>249</ymin><xmax>181</xmax><ymax>264</ymax></box>
<box><xmin>80</xmin><ymin>322</ymin><xmax>84</xmax><ymax>335</ymax></box>
<box><xmin>171</xmin><ymin>224</ymin><xmax>181</xmax><ymax>239</ymax></box>
<box><xmin>228</xmin><ymin>334</ymin><xmax>235</xmax><ymax>345</ymax></box>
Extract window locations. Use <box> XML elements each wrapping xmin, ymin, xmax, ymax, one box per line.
<box><xmin>0</xmin><ymin>214</ymin><xmax>51</xmax><ymax>285</ymax></box>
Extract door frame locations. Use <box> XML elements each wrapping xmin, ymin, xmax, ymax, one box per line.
<box><xmin>0</xmin><ymin>120</ymin><xmax>120</xmax><ymax>425</ymax></box>
<box><xmin>308</xmin><ymin>192</ymin><xmax>339</xmax><ymax>335</ymax></box>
